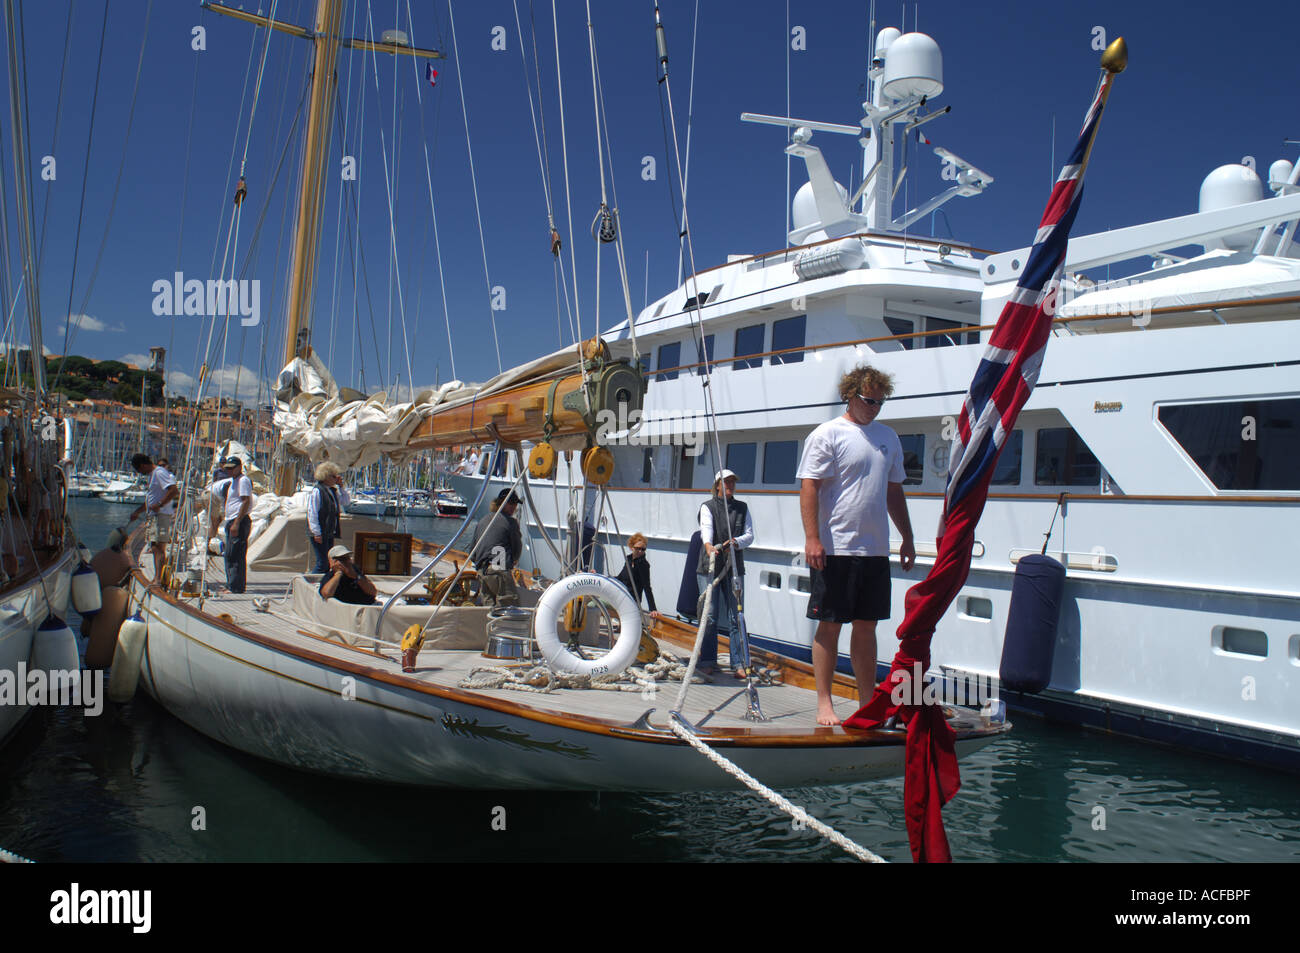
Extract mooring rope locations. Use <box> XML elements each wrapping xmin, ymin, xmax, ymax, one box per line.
<box><xmin>667</xmin><ymin>717</ymin><xmax>885</xmax><ymax>863</ymax></box>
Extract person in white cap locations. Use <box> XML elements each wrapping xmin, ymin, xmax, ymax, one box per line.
<box><xmin>695</xmin><ymin>468</ymin><xmax>754</xmax><ymax>677</ymax></box>
<box><xmin>797</xmin><ymin>363</ymin><xmax>915</xmax><ymax>726</ymax></box>
<box><xmin>319</xmin><ymin>543</ymin><xmax>377</xmax><ymax>605</ymax></box>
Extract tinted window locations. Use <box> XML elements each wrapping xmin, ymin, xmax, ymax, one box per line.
<box><xmin>762</xmin><ymin>440</ymin><xmax>798</xmax><ymax>484</ymax></box>
<box><xmin>991</xmin><ymin>430</ymin><xmax>1023</xmax><ymax>485</ymax></box>
<box><xmin>898</xmin><ymin>434</ymin><xmax>924</xmax><ymax>485</ymax></box>
<box><xmin>695</xmin><ymin>334</ymin><xmax>715</xmax><ymax>374</ymax></box>
<box><xmin>1159</xmin><ymin>398</ymin><xmax>1300</xmax><ymax>490</ymax></box>
<box><xmin>1035</xmin><ymin>427</ymin><xmax>1100</xmax><ymax>486</ymax></box>
<box><xmin>884</xmin><ymin>316</ymin><xmax>915</xmax><ymax>349</ymax></box>
<box><xmin>732</xmin><ymin>324</ymin><xmax>764</xmax><ymax>371</ymax></box>
<box><xmin>655</xmin><ymin>341</ymin><xmax>681</xmax><ymax>382</ymax></box>
<box><xmin>642</xmin><ymin>448</ymin><xmax>653</xmax><ymax>484</ymax></box>
<box><xmin>726</xmin><ymin>442</ymin><xmax>757</xmax><ymax>483</ymax></box>
<box><xmin>924</xmin><ymin>316</ymin><xmax>979</xmax><ymax>348</ymax></box>
<box><xmin>770</xmin><ymin>315</ymin><xmax>806</xmax><ymax>365</ymax></box>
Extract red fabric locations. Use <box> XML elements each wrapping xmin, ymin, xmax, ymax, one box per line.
<box><xmin>843</xmin><ymin>501</ymin><xmax>983</xmax><ymax>863</ymax></box>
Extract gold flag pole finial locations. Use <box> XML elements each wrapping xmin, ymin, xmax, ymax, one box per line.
<box><xmin>1101</xmin><ymin>37</ymin><xmax>1128</xmax><ymax>74</ymax></box>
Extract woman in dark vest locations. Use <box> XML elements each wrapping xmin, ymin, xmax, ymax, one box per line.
<box><xmin>616</xmin><ymin>532</ymin><xmax>661</xmax><ymax>620</ymax></box>
<box><xmin>695</xmin><ymin>469</ymin><xmax>755</xmax><ymax>677</ymax></box>
<box><xmin>308</xmin><ymin>461</ymin><xmax>351</xmax><ymax>573</ymax></box>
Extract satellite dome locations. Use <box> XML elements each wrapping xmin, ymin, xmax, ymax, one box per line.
<box><xmin>1199</xmin><ymin>164</ymin><xmax>1264</xmax><ymax>250</ymax></box>
<box><xmin>881</xmin><ymin>32</ymin><xmax>943</xmax><ymax>101</ymax></box>
<box><xmin>1268</xmin><ymin>159</ymin><xmax>1295</xmax><ymax>191</ymax></box>
<box><xmin>792</xmin><ymin>179</ymin><xmax>849</xmax><ymax>235</ymax></box>
<box><xmin>874</xmin><ymin>27</ymin><xmax>902</xmax><ymax>61</ymax></box>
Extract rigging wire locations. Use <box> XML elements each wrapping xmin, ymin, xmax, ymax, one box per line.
<box><xmin>404</xmin><ymin>0</ymin><xmax>457</xmax><ymax>381</ymax></box>
<box><xmin>445</xmin><ymin>0</ymin><xmax>503</xmax><ymax>373</ymax></box>
<box><xmin>50</xmin><ymin>0</ymin><xmax>110</xmax><ymax>388</ymax></box>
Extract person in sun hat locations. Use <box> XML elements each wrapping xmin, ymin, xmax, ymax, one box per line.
<box><xmin>319</xmin><ymin>543</ymin><xmax>377</xmax><ymax>605</ymax></box>
<box><xmin>797</xmin><ymin>363</ymin><xmax>916</xmax><ymax>726</ymax></box>
<box><xmin>695</xmin><ymin>468</ymin><xmax>754</xmax><ymax>677</ymax></box>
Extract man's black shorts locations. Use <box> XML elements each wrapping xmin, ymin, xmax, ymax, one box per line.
<box><xmin>805</xmin><ymin>555</ymin><xmax>891</xmax><ymax>623</ymax></box>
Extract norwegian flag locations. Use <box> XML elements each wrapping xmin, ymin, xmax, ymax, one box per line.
<box><xmin>843</xmin><ymin>70</ymin><xmax>1117</xmax><ymax>862</ymax></box>
<box><xmin>426</xmin><ymin>63</ymin><xmax>438</xmax><ymax>87</ymax></box>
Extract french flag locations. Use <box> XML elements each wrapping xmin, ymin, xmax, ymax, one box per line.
<box><xmin>426</xmin><ymin>63</ymin><xmax>438</xmax><ymax>88</ymax></box>
<box><xmin>843</xmin><ymin>63</ymin><xmax>1121</xmax><ymax>862</ymax></box>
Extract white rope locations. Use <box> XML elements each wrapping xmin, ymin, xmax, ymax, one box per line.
<box><xmin>551</xmin><ymin>0</ymin><xmax>582</xmax><ymax>344</ymax></box>
<box><xmin>667</xmin><ymin>717</ymin><xmax>886</xmax><ymax>863</ymax></box>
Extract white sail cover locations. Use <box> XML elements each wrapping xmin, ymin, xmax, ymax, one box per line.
<box><xmin>271</xmin><ymin>339</ymin><xmax>635</xmax><ymax>466</ymax></box>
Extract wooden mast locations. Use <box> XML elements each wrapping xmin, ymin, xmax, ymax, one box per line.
<box><xmin>205</xmin><ymin>1</ymin><xmax>444</xmax><ymax>495</ymax></box>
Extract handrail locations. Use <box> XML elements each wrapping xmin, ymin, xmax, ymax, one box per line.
<box><xmin>640</xmin><ymin>293</ymin><xmax>1300</xmax><ymax>380</ymax></box>
<box><xmin>373</xmin><ymin>439</ymin><xmax>502</xmax><ymax>637</ymax></box>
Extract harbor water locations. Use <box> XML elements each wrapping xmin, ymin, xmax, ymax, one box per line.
<box><xmin>0</xmin><ymin>497</ymin><xmax>1296</xmax><ymax>863</ymax></box>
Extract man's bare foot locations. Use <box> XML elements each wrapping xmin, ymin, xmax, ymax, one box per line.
<box><xmin>816</xmin><ymin>701</ymin><xmax>841</xmax><ymax>727</ymax></box>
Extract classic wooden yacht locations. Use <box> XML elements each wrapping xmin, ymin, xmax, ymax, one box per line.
<box><xmin>104</xmin><ymin>1</ymin><xmax>1010</xmax><ymax>796</ymax></box>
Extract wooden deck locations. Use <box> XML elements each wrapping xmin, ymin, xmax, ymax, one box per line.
<box><xmin>140</xmin><ymin>551</ymin><xmax>871</xmax><ymax>735</ymax></box>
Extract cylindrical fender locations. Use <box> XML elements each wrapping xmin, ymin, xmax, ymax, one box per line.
<box><xmin>85</xmin><ymin>586</ymin><xmax>130</xmax><ymax>670</ymax></box>
<box><xmin>533</xmin><ymin>573</ymin><xmax>641</xmax><ymax>677</ymax></box>
<box><xmin>72</xmin><ymin>563</ymin><xmax>102</xmax><ymax>615</ymax></box>
<box><xmin>108</xmin><ymin>613</ymin><xmax>149</xmax><ymax>703</ymax></box>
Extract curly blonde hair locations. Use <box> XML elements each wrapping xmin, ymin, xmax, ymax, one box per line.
<box><xmin>838</xmin><ymin>364</ymin><xmax>895</xmax><ymax>402</ymax></box>
<box><xmin>314</xmin><ymin>461</ymin><xmax>342</xmax><ymax>482</ymax></box>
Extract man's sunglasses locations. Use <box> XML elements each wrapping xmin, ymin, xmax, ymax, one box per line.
<box><xmin>857</xmin><ymin>393</ymin><xmax>887</xmax><ymax>407</ymax></box>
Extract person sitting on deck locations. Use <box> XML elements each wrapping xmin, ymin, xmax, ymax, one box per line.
<box><xmin>319</xmin><ymin>544</ymin><xmax>378</xmax><ymax>606</ymax></box>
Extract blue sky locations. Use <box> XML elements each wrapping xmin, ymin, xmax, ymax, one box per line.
<box><xmin>5</xmin><ymin>0</ymin><xmax>1298</xmax><ymax>402</ymax></box>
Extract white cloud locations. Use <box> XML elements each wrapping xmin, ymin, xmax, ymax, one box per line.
<box><xmin>51</xmin><ymin>312</ymin><xmax>123</xmax><ymax>335</ymax></box>
<box><xmin>164</xmin><ymin>363</ymin><xmax>266</xmax><ymax>403</ymax></box>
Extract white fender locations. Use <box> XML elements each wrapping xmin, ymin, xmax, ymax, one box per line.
<box><xmin>31</xmin><ymin>616</ymin><xmax>79</xmax><ymax>674</ymax></box>
<box><xmin>108</xmin><ymin>614</ymin><xmax>148</xmax><ymax>703</ymax></box>
<box><xmin>533</xmin><ymin>573</ymin><xmax>642</xmax><ymax>677</ymax></box>
<box><xmin>71</xmin><ymin>563</ymin><xmax>102</xmax><ymax>615</ymax></box>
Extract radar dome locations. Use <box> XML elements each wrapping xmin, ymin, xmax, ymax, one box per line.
<box><xmin>1268</xmin><ymin>159</ymin><xmax>1295</xmax><ymax>191</ymax></box>
<box><xmin>1199</xmin><ymin>164</ymin><xmax>1264</xmax><ymax>251</ymax></box>
<box><xmin>792</xmin><ymin>179</ymin><xmax>849</xmax><ymax>234</ymax></box>
<box><xmin>874</xmin><ymin>27</ymin><xmax>902</xmax><ymax>61</ymax></box>
<box><xmin>881</xmin><ymin>32</ymin><xmax>943</xmax><ymax>101</ymax></box>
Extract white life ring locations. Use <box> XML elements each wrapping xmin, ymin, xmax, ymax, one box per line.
<box><xmin>533</xmin><ymin>573</ymin><xmax>642</xmax><ymax>677</ymax></box>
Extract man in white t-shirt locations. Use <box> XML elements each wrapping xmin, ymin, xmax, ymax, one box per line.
<box><xmin>215</xmin><ymin>455</ymin><xmax>254</xmax><ymax>593</ymax></box>
<box><xmin>797</xmin><ymin>364</ymin><xmax>915</xmax><ymax>726</ymax></box>
<box><xmin>130</xmin><ymin>453</ymin><xmax>179</xmax><ymax>581</ymax></box>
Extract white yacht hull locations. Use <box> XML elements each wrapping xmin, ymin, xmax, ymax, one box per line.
<box><xmin>129</xmin><ymin>577</ymin><xmax>1002</xmax><ymax>790</ymax></box>
<box><xmin>0</xmin><ymin>552</ymin><xmax>77</xmax><ymax>747</ymax></box>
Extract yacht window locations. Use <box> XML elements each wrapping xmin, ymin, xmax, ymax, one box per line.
<box><xmin>762</xmin><ymin>440</ymin><xmax>799</xmax><ymax>484</ymax></box>
<box><xmin>655</xmin><ymin>341</ymin><xmax>682</xmax><ymax>382</ymax></box>
<box><xmin>695</xmin><ymin>334</ymin><xmax>715</xmax><ymax>373</ymax></box>
<box><xmin>924</xmin><ymin>316</ymin><xmax>979</xmax><ymax>348</ymax></box>
<box><xmin>898</xmin><ymin>434</ymin><xmax>924</xmax><ymax>485</ymax></box>
<box><xmin>884</xmin><ymin>316</ymin><xmax>915</xmax><ymax>349</ymax></box>
<box><xmin>732</xmin><ymin>324</ymin><xmax>765</xmax><ymax>371</ymax></box>
<box><xmin>676</xmin><ymin>445</ymin><xmax>695</xmax><ymax>490</ymax></box>
<box><xmin>725</xmin><ymin>442</ymin><xmax>757</xmax><ymax>484</ymax></box>
<box><xmin>770</xmin><ymin>314</ymin><xmax>806</xmax><ymax>365</ymax></box>
<box><xmin>1158</xmin><ymin>398</ymin><xmax>1300</xmax><ymax>491</ymax></box>
<box><xmin>991</xmin><ymin>430</ymin><xmax>1024</xmax><ymax>485</ymax></box>
<box><xmin>1035</xmin><ymin>427</ymin><xmax>1100</xmax><ymax>486</ymax></box>
<box><xmin>642</xmin><ymin>448</ymin><xmax>653</xmax><ymax>484</ymax></box>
